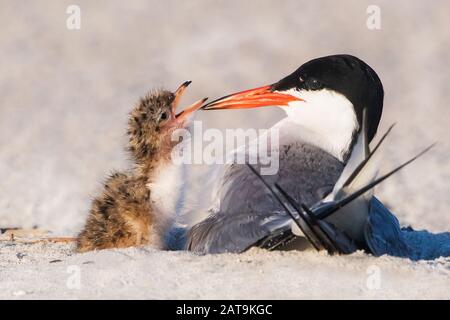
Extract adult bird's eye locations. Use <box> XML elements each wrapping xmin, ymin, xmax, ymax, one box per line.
<box><xmin>306</xmin><ymin>78</ymin><xmax>323</xmax><ymax>90</ymax></box>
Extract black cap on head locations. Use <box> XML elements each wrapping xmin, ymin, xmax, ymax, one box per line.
<box><xmin>272</xmin><ymin>54</ymin><xmax>384</xmax><ymax>142</ymax></box>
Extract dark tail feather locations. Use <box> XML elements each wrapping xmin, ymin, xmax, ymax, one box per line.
<box><xmin>274</xmin><ymin>183</ymin><xmax>341</xmax><ymax>253</ymax></box>
<box><xmin>246</xmin><ymin>143</ymin><xmax>435</xmax><ymax>254</ymax></box>
<box><xmin>316</xmin><ymin>143</ymin><xmax>436</xmax><ymax>220</ymax></box>
<box><xmin>341</xmin><ymin>123</ymin><xmax>396</xmax><ymax>190</ymax></box>
<box><xmin>246</xmin><ymin>164</ymin><xmax>324</xmax><ymax>250</ymax></box>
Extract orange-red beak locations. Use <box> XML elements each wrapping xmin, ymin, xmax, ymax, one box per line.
<box><xmin>172</xmin><ymin>81</ymin><xmax>208</xmax><ymax>123</ymax></box>
<box><xmin>202</xmin><ymin>85</ymin><xmax>303</xmax><ymax>110</ymax></box>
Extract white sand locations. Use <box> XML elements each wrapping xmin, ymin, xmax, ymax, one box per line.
<box><xmin>1</xmin><ymin>242</ymin><xmax>448</xmax><ymax>299</ymax></box>
<box><xmin>1</xmin><ymin>1</ymin><xmax>449</xmax><ymax>299</ymax></box>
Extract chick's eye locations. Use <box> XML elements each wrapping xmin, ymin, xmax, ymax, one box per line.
<box><xmin>159</xmin><ymin>111</ymin><xmax>169</xmax><ymax>122</ymax></box>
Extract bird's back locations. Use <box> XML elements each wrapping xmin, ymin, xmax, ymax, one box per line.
<box><xmin>186</xmin><ymin>140</ymin><xmax>344</xmax><ymax>254</ymax></box>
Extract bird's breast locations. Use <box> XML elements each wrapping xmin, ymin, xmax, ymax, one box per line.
<box><xmin>148</xmin><ymin>162</ymin><xmax>185</xmax><ymax>223</ymax></box>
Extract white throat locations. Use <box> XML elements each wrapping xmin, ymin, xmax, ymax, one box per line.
<box><xmin>278</xmin><ymin>88</ymin><xmax>358</xmax><ymax>161</ymax></box>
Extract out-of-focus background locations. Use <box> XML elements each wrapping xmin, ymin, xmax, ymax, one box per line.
<box><xmin>1</xmin><ymin>0</ymin><xmax>449</xmax><ymax>235</ymax></box>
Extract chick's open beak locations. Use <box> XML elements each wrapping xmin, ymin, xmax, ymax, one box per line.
<box><xmin>172</xmin><ymin>80</ymin><xmax>208</xmax><ymax>123</ymax></box>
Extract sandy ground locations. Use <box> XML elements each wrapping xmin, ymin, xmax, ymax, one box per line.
<box><xmin>1</xmin><ymin>242</ymin><xmax>449</xmax><ymax>300</ymax></box>
<box><xmin>0</xmin><ymin>1</ymin><xmax>449</xmax><ymax>299</ymax></box>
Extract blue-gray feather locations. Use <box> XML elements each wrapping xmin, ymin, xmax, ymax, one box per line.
<box><xmin>365</xmin><ymin>197</ymin><xmax>450</xmax><ymax>260</ymax></box>
<box><xmin>186</xmin><ymin>142</ymin><xmax>343</xmax><ymax>254</ymax></box>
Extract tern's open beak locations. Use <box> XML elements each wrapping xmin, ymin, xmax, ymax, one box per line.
<box><xmin>201</xmin><ymin>85</ymin><xmax>303</xmax><ymax>110</ymax></box>
<box><xmin>172</xmin><ymin>81</ymin><xmax>208</xmax><ymax>123</ymax></box>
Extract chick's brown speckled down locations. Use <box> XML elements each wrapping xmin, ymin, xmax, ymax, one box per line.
<box><xmin>76</xmin><ymin>173</ymin><xmax>153</xmax><ymax>252</ymax></box>
<box><xmin>76</xmin><ymin>82</ymin><xmax>206</xmax><ymax>252</ymax></box>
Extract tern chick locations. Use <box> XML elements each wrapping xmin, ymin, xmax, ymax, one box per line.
<box><xmin>76</xmin><ymin>82</ymin><xmax>206</xmax><ymax>252</ymax></box>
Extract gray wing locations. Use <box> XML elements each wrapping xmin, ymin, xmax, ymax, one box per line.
<box><xmin>186</xmin><ymin>141</ymin><xmax>344</xmax><ymax>254</ymax></box>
